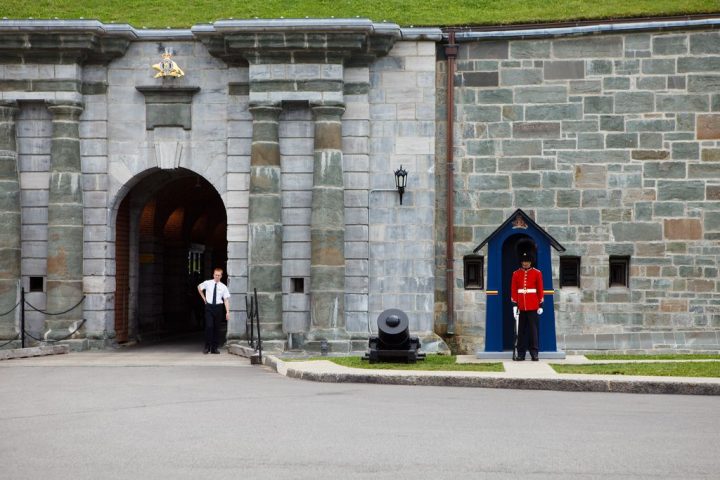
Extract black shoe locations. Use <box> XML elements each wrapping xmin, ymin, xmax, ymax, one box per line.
<box><xmin>515</xmin><ymin>356</ymin><xmax>525</xmax><ymax>361</ymax></box>
<box><xmin>531</xmin><ymin>356</ymin><xmax>539</xmax><ymax>362</ymax></box>
<box><xmin>203</xmin><ymin>346</ymin><xmax>210</xmax><ymax>354</ymax></box>
<box><xmin>211</xmin><ymin>349</ymin><xmax>220</xmax><ymax>354</ymax></box>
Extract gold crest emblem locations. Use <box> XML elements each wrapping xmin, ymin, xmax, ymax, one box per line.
<box><xmin>152</xmin><ymin>50</ymin><xmax>185</xmax><ymax>78</ymax></box>
<box><xmin>511</xmin><ymin>214</ymin><xmax>528</xmax><ymax>229</ymax></box>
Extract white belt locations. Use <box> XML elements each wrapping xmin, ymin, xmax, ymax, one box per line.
<box><xmin>517</xmin><ymin>289</ymin><xmax>537</xmax><ymax>293</ymax></box>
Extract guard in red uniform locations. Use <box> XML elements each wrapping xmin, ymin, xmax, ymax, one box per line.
<box><xmin>511</xmin><ymin>252</ymin><xmax>543</xmax><ymax>361</ymax></box>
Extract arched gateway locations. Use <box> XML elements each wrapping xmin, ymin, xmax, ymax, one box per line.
<box><xmin>113</xmin><ymin>168</ymin><xmax>227</xmax><ymax>344</ymax></box>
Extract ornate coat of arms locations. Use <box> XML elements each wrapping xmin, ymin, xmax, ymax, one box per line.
<box><xmin>152</xmin><ymin>50</ymin><xmax>185</xmax><ymax>78</ymax></box>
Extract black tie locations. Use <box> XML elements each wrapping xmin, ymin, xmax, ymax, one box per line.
<box><xmin>212</xmin><ymin>283</ymin><xmax>217</xmax><ymax>305</ymax></box>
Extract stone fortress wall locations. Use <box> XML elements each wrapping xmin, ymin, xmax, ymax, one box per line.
<box><xmin>0</xmin><ymin>18</ymin><xmax>718</xmax><ymax>353</ymax></box>
<box><xmin>0</xmin><ymin>20</ymin><xmax>441</xmax><ymax>352</ymax></box>
<box><xmin>440</xmin><ymin>24</ymin><xmax>720</xmax><ymax>353</ymax></box>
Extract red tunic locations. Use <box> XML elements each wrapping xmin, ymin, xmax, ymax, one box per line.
<box><xmin>511</xmin><ymin>267</ymin><xmax>544</xmax><ymax>311</ymax></box>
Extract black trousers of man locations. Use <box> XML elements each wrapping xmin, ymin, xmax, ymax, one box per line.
<box><xmin>517</xmin><ymin>310</ymin><xmax>539</xmax><ymax>360</ymax></box>
<box><xmin>204</xmin><ymin>304</ymin><xmax>224</xmax><ymax>351</ymax></box>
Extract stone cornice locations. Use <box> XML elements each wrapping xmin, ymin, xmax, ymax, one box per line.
<box><xmin>0</xmin><ymin>20</ymin><xmax>136</xmax><ymax>64</ymax></box>
<box><xmin>0</xmin><ymin>19</ymin><xmax>437</xmax><ymax>67</ymax></box>
<box><xmin>192</xmin><ymin>19</ymin><xmax>401</xmax><ymax>66</ymax></box>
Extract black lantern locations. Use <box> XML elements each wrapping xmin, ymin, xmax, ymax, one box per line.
<box><xmin>394</xmin><ymin>165</ymin><xmax>408</xmax><ymax>205</ymax></box>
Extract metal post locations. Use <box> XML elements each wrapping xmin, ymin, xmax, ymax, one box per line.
<box><xmin>245</xmin><ymin>294</ymin><xmax>254</xmax><ymax>348</ymax></box>
<box><xmin>444</xmin><ymin>31</ymin><xmax>458</xmax><ymax>336</ymax></box>
<box><xmin>254</xmin><ymin>288</ymin><xmax>262</xmax><ymax>363</ymax></box>
<box><xmin>20</xmin><ymin>288</ymin><xmax>25</xmax><ymax>348</ymax></box>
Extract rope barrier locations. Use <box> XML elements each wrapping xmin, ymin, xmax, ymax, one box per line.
<box><xmin>0</xmin><ymin>300</ymin><xmax>21</xmax><ymax>318</ymax></box>
<box><xmin>24</xmin><ymin>296</ymin><xmax>86</xmax><ymax>316</ymax></box>
<box><xmin>0</xmin><ymin>292</ymin><xmax>89</xmax><ymax>350</ymax></box>
<box><xmin>22</xmin><ymin>319</ymin><xmax>87</xmax><ymax>343</ymax></box>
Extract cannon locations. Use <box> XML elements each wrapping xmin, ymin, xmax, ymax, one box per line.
<box><xmin>364</xmin><ymin>309</ymin><xmax>426</xmax><ymax>363</ymax></box>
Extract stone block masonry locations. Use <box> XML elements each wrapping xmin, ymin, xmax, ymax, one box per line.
<box><xmin>3</xmin><ymin>19</ymin><xmax>718</xmax><ymax>356</ymax></box>
<box><xmin>445</xmin><ymin>27</ymin><xmax>720</xmax><ymax>353</ymax></box>
<box><xmin>0</xmin><ymin>102</ymin><xmax>20</xmax><ymax>340</ymax></box>
<box><xmin>15</xmin><ymin>105</ymin><xmax>52</xmax><ymax>342</ymax></box>
<box><xmin>248</xmin><ymin>103</ymin><xmax>284</xmax><ymax>341</ymax></box>
<box><xmin>46</xmin><ymin>102</ymin><xmax>85</xmax><ymax>342</ymax></box>
<box><xmin>306</xmin><ymin>104</ymin><xmax>349</xmax><ymax>349</ymax></box>
<box><xmin>369</xmin><ymin>39</ymin><xmax>444</xmax><ymax>352</ymax></box>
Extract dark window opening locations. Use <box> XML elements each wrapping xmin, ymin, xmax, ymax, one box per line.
<box><xmin>188</xmin><ymin>250</ymin><xmax>204</xmax><ymax>275</ymax></box>
<box><xmin>29</xmin><ymin>276</ymin><xmax>44</xmax><ymax>292</ymax></box>
<box><xmin>291</xmin><ymin>278</ymin><xmax>305</xmax><ymax>293</ymax></box>
<box><xmin>609</xmin><ymin>256</ymin><xmax>630</xmax><ymax>288</ymax></box>
<box><xmin>559</xmin><ymin>256</ymin><xmax>581</xmax><ymax>288</ymax></box>
<box><xmin>463</xmin><ymin>255</ymin><xmax>484</xmax><ymax>290</ymax></box>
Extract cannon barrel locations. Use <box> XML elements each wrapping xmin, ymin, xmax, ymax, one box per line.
<box><xmin>377</xmin><ymin>309</ymin><xmax>410</xmax><ymax>347</ymax></box>
<box><xmin>364</xmin><ymin>309</ymin><xmax>425</xmax><ymax>363</ymax></box>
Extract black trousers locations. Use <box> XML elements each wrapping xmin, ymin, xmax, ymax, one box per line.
<box><xmin>517</xmin><ymin>310</ymin><xmax>539</xmax><ymax>359</ymax></box>
<box><xmin>204</xmin><ymin>304</ymin><xmax>224</xmax><ymax>349</ymax></box>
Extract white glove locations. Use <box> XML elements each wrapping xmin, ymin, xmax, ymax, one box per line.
<box><xmin>537</xmin><ymin>308</ymin><xmax>543</xmax><ymax>315</ymax></box>
<box><xmin>513</xmin><ymin>306</ymin><xmax>519</xmax><ymax>320</ymax></box>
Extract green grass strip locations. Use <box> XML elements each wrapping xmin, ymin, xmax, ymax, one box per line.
<box><xmin>1</xmin><ymin>0</ymin><xmax>718</xmax><ymax>28</ymax></box>
<box><xmin>586</xmin><ymin>354</ymin><xmax>720</xmax><ymax>360</ymax></box>
<box><xmin>288</xmin><ymin>355</ymin><xmax>504</xmax><ymax>372</ymax></box>
<box><xmin>552</xmin><ymin>362</ymin><xmax>720</xmax><ymax>377</ymax></box>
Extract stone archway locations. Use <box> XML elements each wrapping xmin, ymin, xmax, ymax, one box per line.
<box><xmin>114</xmin><ymin>168</ymin><xmax>227</xmax><ymax>343</ymax></box>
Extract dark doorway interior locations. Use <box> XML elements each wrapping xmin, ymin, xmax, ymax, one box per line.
<box><xmin>115</xmin><ymin>169</ymin><xmax>227</xmax><ymax>343</ymax></box>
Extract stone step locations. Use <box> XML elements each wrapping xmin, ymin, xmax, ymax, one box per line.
<box><xmin>0</xmin><ymin>345</ymin><xmax>68</xmax><ymax>361</ymax></box>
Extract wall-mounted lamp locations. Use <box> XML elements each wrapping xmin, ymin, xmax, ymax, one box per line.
<box><xmin>394</xmin><ymin>165</ymin><xmax>408</xmax><ymax>205</ymax></box>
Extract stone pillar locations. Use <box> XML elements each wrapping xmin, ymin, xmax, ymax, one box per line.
<box><xmin>307</xmin><ymin>103</ymin><xmax>349</xmax><ymax>352</ymax></box>
<box><xmin>0</xmin><ymin>102</ymin><xmax>20</xmax><ymax>340</ymax></box>
<box><xmin>46</xmin><ymin>102</ymin><xmax>85</xmax><ymax>342</ymax></box>
<box><xmin>247</xmin><ymin>103</ymin><xmax>284</xmax><ymax>345</ymax></box>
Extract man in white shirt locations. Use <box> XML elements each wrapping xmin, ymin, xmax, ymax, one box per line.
<box><xmin>197</xmin><ymin>267</ymin><xmax>230</xmax><ymax>354</ymax></box>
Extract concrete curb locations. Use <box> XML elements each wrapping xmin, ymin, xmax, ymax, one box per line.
<box><xmin>265</xmin><ymin>356</ymin><xmax>720</xmax><ymax>396</ymax></box>
<box><xmin>0</xmin><ymin>345</ymin><xmax>69</xmax><ymax>361</ymax></box>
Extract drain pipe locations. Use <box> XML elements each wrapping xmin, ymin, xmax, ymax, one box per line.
<box><xmin>451</xmin><ymin>16</ymin><xmax>720</xmax><ymax>41</ymax></box>
<box><xmin>444</xmin><ymin>31</ymin><xmax>458</xmax><ymax>336</ymax></box>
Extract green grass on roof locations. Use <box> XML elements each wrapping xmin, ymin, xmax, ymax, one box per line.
<box><xmin>1</xmin><ymin>0</ymin><xmax>719</xmax><ymax>28</ymax></box>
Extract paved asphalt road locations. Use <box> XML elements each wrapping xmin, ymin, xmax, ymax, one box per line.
<box><xmin>1</xmin><ymin>346</ymin><xmax>719</xmax><ymax>479</ymax></box>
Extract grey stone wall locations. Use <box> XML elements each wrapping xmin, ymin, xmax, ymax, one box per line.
<box><xmin>369</xmin><ymin>40</ymin><xmax>443</xmax><ymax>350</ymax></box>
<box><xmin>225</xmin><ymin>65</ymin><xmax>251</xmax><ymax>340</ymax></box>
<box><xmin>0</xmin><ymin>20</ymin><xmax>446</xmax><ymax>352</ymax></box>
<box><xmin>343</xmin><ymin>66</ymin><xmax>372</xmax><ymax>349</ymax></box>
<box><xmin>81</xmin><ymin>64</ymin><xmax>113</xmax><ymax>346</ymax></box>
<box><xmin>105</xmin><ymin>41</ymin><xmax>232</xmax><ymax>346</ymax></box>
<box><xmin>0</xmin><ymin>57</ymin><xmax>88</xmax><ymax>346</ymax></box>
<box><xmin>9</xmin><ymin>19</ymin><xmax>716</xmax><ymax>355</ymax></box>
<box><xmin>443</xmin><ymin>28</ymin><xmax>720</xmax><ymax>353</ymax></box>
<box><xmin>279</xmin><ymin>105</ymin><xmax>313</xmax><ymax>338</ymax></box>
<box><xmin>0</xmin><ymin>102</ymin><xmax>20</xmax><ymax>341</ymax></box>
<box><xmin>17</xmin><ymin>105</ymin><xmax>51</xmax><ymax>340</ymax></box>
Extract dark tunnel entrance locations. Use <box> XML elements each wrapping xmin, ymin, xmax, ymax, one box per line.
<box><xmin>114</xmin><ymin>168</ymin><xmax>227</xmax><ymax>344</ymax></box>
